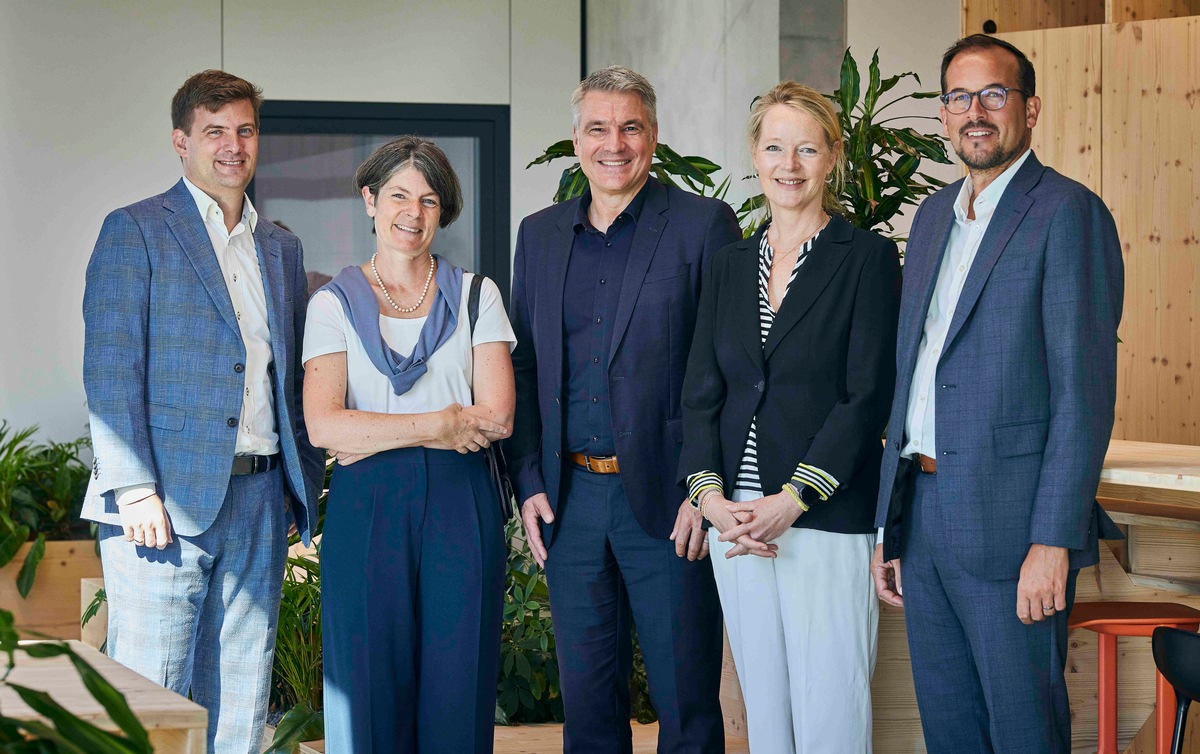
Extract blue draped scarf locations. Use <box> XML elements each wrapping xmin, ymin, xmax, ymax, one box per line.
<box><xmin>318</xmin><ymin>255</ymin><xmax>463</xmax><ymax>396</ymax></box>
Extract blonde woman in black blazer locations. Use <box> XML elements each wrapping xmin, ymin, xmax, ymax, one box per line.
<box><xmin>674</xmin><ymin>81</ymin><xmax>900</xmax><ymax>752</ymax></box>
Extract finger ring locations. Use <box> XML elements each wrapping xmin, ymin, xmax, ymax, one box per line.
<box><xmin>1042</xmin><ymin>606</ymin><xmax>1055</xmax><ymax>613</ymax></box>
<box><xmin>133</xmin><ymin>539</ymin><xmax>145</xmax><ymax>545</ymax></box>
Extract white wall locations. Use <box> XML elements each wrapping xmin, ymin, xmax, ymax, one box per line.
<box><xmin>846</xmin><ymin>0</ymin><xmax>961</xmax><ymax>235</ymax></box>
<box><xmin>0</xmin><ymin>0</ymin><xmax>579</xmax><ymax>442</ymax></box>
<box><xmin>587</xmin><ymin>0</ymin><xmax>780</xmax><ymax>211</ymax></box>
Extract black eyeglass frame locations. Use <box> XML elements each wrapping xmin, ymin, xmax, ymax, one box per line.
<box><xmin>939</xmin><ymin>86</ymin><xmax>1031</xmax><ymax>113</ymax></box>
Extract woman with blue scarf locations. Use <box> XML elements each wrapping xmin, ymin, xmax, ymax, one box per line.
<box><xmin>302</xmin><ymin>136</ymin><xmax>516</xmax><ymax>753</ymax></box>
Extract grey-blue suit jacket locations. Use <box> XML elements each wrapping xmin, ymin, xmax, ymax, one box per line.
<box><xmin>81</xmin><ymin>179</ymin><xmax>323</xmax><ymax>543</ymax></box>
<box><xmin>874</xmin><ymin>152</ymin><xmax>1124</xmax><ymax>579</ymax></box>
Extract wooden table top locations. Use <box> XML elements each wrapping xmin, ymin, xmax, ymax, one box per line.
<box><xmin>0</xmin><ymin>640</ymin><xmax>206</xmax><ymax>732</ymax></box>
<box><xmin>1102</xmin><ymin>440</ymin><xmax>1200</xmax><ymax>492</ymax></box>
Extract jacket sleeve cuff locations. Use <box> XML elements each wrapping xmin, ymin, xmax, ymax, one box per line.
<box><xmin>686</xmin><ymin>471</ymin><xmax>724</xmax><ymax>509</ymax></box>
<box><xmin>115</xmin><ymin>484</ymin><xmax>157</xmax><ymax>506</ymax></box>
<box><xmin>791</xmin><ymin>462</ymin><xmax>839</xmax><ymax>502</ymax></box>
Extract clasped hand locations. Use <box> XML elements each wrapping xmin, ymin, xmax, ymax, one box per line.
<box><xmin>438</xmin><ymin>403</ymin><xmax>509</xmax><ymax>453</ymax></box>
<box><xmin>696</xmin><ymin>491</ymin><xmax>800</xmax><ymax>559</ymax></box>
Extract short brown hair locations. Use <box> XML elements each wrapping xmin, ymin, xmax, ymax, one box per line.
<box><xmin>354</xmin><ymin>136</ymin><xmax>463</xmax><ymax>228</ymax></box>
<box><xmin>941</xmin><ymin>35</ymin><xmax>1036</xmax><ymax>97</ymax></box>
<box><xmin>171</xmin><ymin>70</ymin><xmax>263</xmax><ymax>134</ymax></box>
<box><xmin>748</xmin><ymin>81</ymin><xmax>847</xmax><ymax>216</ymax></box>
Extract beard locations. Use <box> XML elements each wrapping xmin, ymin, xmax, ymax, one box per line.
<box><xmin>954</xmin><ymin>121</ymin><xmax>1018</xmax><ymax>171</ymax></box>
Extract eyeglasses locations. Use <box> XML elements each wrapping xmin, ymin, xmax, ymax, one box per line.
<box><xmin>939</xmin><ymin>86</ymin><xmax>1030</xmax><ymax>114</ymax></box>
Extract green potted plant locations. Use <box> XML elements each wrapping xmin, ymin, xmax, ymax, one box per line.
<box><xmin>0</xmin><ymin>422</ymin><xmax>101</xmax><ymax>639</ymax></box>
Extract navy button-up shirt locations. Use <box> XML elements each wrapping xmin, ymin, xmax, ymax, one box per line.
<box><xmin>562</xmin><ymin>182</ymin><xmax>649</xmax><ymax>455</ymax></box>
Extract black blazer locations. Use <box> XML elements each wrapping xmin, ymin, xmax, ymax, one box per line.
<box><xmin>506</xmin><ymin>178</ymin><xmax>741</xmax><ymax>544</ymax></box>
<box><xmin>678</xmin><ymin>215</ymin><xmax>901</xmax><ymax>534</ymax></box>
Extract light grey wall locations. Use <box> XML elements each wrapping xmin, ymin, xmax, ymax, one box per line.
<box><xmin>780</xmin><ymin>0</ymin><xmax>844</xmax><ymax>95</ymax></box>
<box><xmin>586</xmin><ymin>0</ymin><xmax>780</xmax><ymax>210</ymax></box>
<box><xmin>0</xmin><ymin>0</ymin><xmax>579</xmax><ymax>442</ymax></box>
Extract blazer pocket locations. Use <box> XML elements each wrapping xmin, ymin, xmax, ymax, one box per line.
<box><xmin>146</xmin><ymin>402</ymin><xmax>186</xmax><ymax>432</ymax></box>
<box><xmin>994</xmin><ymin>419</ymin><xmax>1049</xmax><ymax>457</ymax></box>
<box><xmin>666</xmin><ymin>418</ymin><xmax>684</xmax><ymax>444</ymax></box>
<box><xmin>644</xmin><ymin>263</ymin><xmax>689</xmax><ymax>284</ymax></box>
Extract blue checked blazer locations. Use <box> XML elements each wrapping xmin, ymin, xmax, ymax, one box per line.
<box><xmin>874</xmin><ymin>153</ymin><xmax>1125</xmax><ymax>579</ymax></box>
<box><xmin>81</xmin><ymin>179</ymin><xmax>323</xmax><ymax>542</ymax></box>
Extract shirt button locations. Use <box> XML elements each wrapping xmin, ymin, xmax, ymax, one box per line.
<box><xmin>591</xmin><ymin>435</ymin><xmax>599</xmax><ymax>442</ymax></box>
<box><xmin>227</xmin><ymin>417</ymin><xmax>238</xmax><ymax>427</ymax></box>
<box><xmin>958</xmin><ymin>265</ymin><xmax>965</xmax><ymax>272</ymax></box>
<box><xmin>591</xmin><ymin>397</ymin><xmax>599</xmax><ymax>403</ymax></box>
<box><xmin>606</xmin><ymin>242</ymin><xmax>612</xmax><ymax>248</ymax></box>
<box><xmin>595</xmin><ymin>317</ymin><xmax>602</xmax><ymax>324</ymax></box>
<box><xmin>592</xmin><ymin>357</ymin><xmax>600</xmax><ymax>364</ymax></box>
<box><xmin>600</xmin><ymin>278</ymin><xmax>606</xmax><ymax>284</ymax></box>
<box><xmin>913</xmin><ymin>440</ymin><xmax>921</xmax><ymax>447</ymax></box>
<box><xmin>234</xmin><ymin>363</ymin><xmax>244</xmax><ymax>373</ymax></box>
<box><xmin>919</xmin><ymin>394</ymin><xmax>926</xmax><ymax>401</ymax></box>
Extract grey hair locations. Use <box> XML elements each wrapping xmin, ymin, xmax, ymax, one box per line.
<box><xmin>571</xmin><ymin>65</ymin><xmax>658</xmax><ymax>130</ymax></box>
<box><xmin>353</xmin><ymin>135</ymin><xmax>463</xmax><ymax>228</ymax></box>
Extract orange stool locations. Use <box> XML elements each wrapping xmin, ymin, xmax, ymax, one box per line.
<box><xmin>1070</xmin><ymin>602</ymin><xmax>1200</xmax><ymax>754</ymax></box>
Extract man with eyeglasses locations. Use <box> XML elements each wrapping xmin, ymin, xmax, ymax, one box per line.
<box><xmin>871</xmin><ymin>34</ymin><xmax>1124</xmax><ymax>752</ymax></box>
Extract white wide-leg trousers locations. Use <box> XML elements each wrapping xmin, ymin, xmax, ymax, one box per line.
<box><xmin>708</xmin><ymin>489</ymin><xmax>879</xmax><ymax>753</ymax></box>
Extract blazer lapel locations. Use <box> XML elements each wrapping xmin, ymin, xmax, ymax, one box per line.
<box><xmin>730</xmin><ymin>234</ymin><xmax>765</xmax><ymax>372</ymax></box>
<box><xmin>608</xmin><ymin>180</ymin><xmax>668</xmax><ymax>367</ymax></box>
<box><xmin>896</xmin><ymin>195</ymin><xmax>956</xmax><ymax>380</ymax></box>
<box><xmin>163</xmin><ymin>180</ymin><xmax>240</xmax><ymax>336</ymax></box>
<box><xmin>254</xmin><ymin>221</ymin><xmax>286</xmax><ymax>366</ymax></box>
<box><xmin>762</xmin><ymin>215</ymin><xmax>853</xmax><ymax>361</ymax></box>
<box><xmin>543</xmin><ymin>205</ymin><xmax>578</xmax><ymax>390</ymax></box>
<box><xmin>941</xmin><ymin>155</ymin><xmax>1043</xmax><ymax>353</ymax></box>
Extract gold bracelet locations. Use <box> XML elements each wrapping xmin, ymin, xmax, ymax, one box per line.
<box><xmin>782</xmin><ymin>482</ymin><xmax>809</xmax><ymax>512</ymax></box>
<box><xmin>698</xmin><ymin>488</ymin><xmax>719</xmax><ymax>518</ymax></box>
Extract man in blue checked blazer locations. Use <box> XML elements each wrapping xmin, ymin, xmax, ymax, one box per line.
<box><xmin>870</xmin><ymin>36</ymin><xmax>1124</xmax><ymax>753</ymax></box>
<box><xmin>82</xmin><ymin>70</ymin><xmax>322</xmax><ymax>754</ymax></box>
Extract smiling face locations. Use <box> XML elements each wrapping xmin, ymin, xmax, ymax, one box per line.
<box><xmin>172</xmin><ymin>99</ymin><xmax>258</xmax><ymax>199</ymax></box>
<box><xmin>752</xmin><ymin>104</ymin><xmax>837</xmax><ymax>216</ymax></box>
<box><xmin>573</xmin><ymin>90</ymin><xmax>657</xmax><ymax>201</ymax></box>
<box><xmin>363</xmin><ymin>165</ymin><xmax>442</xmax><ymax>258</ymax></box>
<box><xmin>940</xmin><ymin>47</ymin><xmax>1040</xmax><ymax>175</ymax></box>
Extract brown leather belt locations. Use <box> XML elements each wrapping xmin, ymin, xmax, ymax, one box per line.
<box><xmin>567</xmin><ymin>452</ymin><xmax>621</xmax><ymax>474</ymax></box>
<box><xmin>914</xmin><ymin>453</ymin><xmax>937</xmax><ymax>474</ymax></box>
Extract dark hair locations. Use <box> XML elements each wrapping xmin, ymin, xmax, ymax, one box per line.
<box><xmin>171</xmin><ymin>70</ymin><xmax>263</xmax><ymax>134</ymax></box>
<box><xmin>940</xmin><ymin>34</ymin><xmax>1036</xmax><ymax>97</ymax></box>
<box><xmin>354</xmin><ymin>136</ymin><xmax>463</xmax><ymax>228</ymax></box>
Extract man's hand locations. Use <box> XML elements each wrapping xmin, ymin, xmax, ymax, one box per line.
<box><xmin>118</xmin><ymin>493</ymin><xmax>173</xmax><ymax>550</ymax></box>
<box><xmin>670</xmin><ymin>499</ymin><xmax>710</xmax><ymax>561</ymax></box>
<box><xmin>1017</xmin><ymin>543</ymin><xmax>1068</xmax><ymax>624</ymax></box>
<box><xmin>871</xmin><ymin>544</ymin><xmax>904</xmax><ymax>608</ymax></box>
<box><xmin>520</xmin><ymin>493</ymin><xmax>555</xmax><ymax>568</ymax></box>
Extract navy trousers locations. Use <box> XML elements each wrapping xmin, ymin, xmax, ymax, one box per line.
<box><xmin>321</xmin><ymin>448</ymin><xmax>506</xmax><ymax>754</ymax></box>
<box><xmin>545</xmin><ymin>465</ymin><xmax>725</xmax><ymax>754</ymax></box>
<box><xmin>902</xmin><ymin>470</ymin><xmax>1077</xmax><ymax>753</ymax></box>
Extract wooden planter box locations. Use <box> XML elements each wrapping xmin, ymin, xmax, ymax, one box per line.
<box><xmin>1</xmin><ymin>539</ymin><xmax>103</xmax><ymax>639</ymax></box>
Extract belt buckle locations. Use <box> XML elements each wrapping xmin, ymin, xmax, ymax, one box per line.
<box><xmin>584</xmin><ymin>455</ymin><xmax>597</xmax><ymax>473</ymax></box>
<box><xmin>252</xmin><ymin>455</ymin><xmax>264</xmax><ymax>474</ymax></box>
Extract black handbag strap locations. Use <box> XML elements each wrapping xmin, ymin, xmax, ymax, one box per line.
<box><xmin>468</xmin><ymin>274</ymin><xmax>484</xmax><ymax>338</ymax></box>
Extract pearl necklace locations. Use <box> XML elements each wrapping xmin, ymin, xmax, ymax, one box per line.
<box><xmin>371</xmin><ymin>252</ymin><xmax>436</xmax><ymax>314</ymax></box>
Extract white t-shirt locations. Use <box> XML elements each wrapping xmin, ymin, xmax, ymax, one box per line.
<box><xmin>302</xmin><ymin>272</ymin><xmax>516</xmax><ymax>414</ymax></box>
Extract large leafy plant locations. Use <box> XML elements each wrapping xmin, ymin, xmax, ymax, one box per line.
<box><xmin>1</xmin><ymin>608</ymin><xmax>152</xmax><ymax>752</ymax></box>
<box><xmin>830</xmin><ymin>48</ymin><xmax>952</xmax><ymax>238</ymax></box>
<box><xmin>0</xmin><ymin>423</ymin><xmax>91</xmax><ymax>598</ymax></box>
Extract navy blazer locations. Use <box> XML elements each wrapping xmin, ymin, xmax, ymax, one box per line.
<box><xmin>507</xmin><ymin>178</ymin><xmax>741</xmax><ymax>543</ymax></box>
<box><xmin>679</xmin><ymin>216</ymin><xmax>900</xmax><ymax>534</ymax></box>
<box><xmin>874</xmin><ymin>153</ymin><xmax>1125</xmax><ymax>578</ymax></box>
<box><xmin>82</xmin><ymin>179</ymin><xmax>324</xmax><ymax>543</ymax></box>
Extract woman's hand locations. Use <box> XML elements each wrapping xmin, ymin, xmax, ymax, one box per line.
<box><xmin>437</xmin><ymin>403</ymin><xmax>509</xmax><ymax>453</ymax></box>
<box><xmin>702</xmin><ymin>492</ymin><xmax>778</xmax><ymax>559</ymax></box>
<box><xmin>461</xmin><ymin>403</ymin><xmax>511</xmax><ymax>442</ymax></box>
<box><xmin>718</xmin><ymin>490</ymin><xmax>802</xmax><ymax>552</ymax></box>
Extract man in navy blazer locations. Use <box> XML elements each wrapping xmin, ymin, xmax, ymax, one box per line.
<box><xmin>82</xmin><ymin>70</ymin><xmax>322</xmax><ymax>753</ymax></box>
<box><xmin>508</xmin><ymin>66</ymin><xmax>740</xmax><ymax>752</ymax></box>
<box><xmin>871</xmin><ymin>36</ymin><xmax>1123</xmax><ymax>752</ymax></box>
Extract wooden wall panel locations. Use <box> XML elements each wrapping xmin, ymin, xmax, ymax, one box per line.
<box><xmin>1107</xmin><ymin>0</ymin><xmax>1200</xmax><ymax>22</ymax></box>
<box><xmin>997</xmin><ymin>26</ymin><xmax>1103</xmax><ymax>192</ymax></box>
<box><xmin>963</xmin><ymin>0</ymin><xmax>1105</xmax><ymax>35</ymax></box>
<box><xmin>1103</xmin><ymin>18</ymin><xmax>1200</xmax><ymax>444</ymax></box>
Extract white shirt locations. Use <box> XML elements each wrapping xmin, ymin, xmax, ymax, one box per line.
<box><xmin>116</xmin><ymin>178</ymin><xmax>277</xmax><ymax>506</ymax></box>
<box><xmin>302</xmin><ymin>273</ymin><xmax>516</xmax><ymax>413</ymax></box>
<box><xmin>900</xmin><ymin>149</ymin><xmax>1032</xmax><ymax>459</ymax></box>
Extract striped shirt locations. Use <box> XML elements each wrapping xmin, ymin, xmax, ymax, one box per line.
<box><xmin>688</xmin><ymin>224</ymin><xmax>840</xmax><ymax>506</ymax></box>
